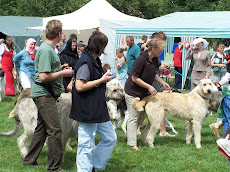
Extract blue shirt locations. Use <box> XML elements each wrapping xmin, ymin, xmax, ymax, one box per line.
<box><xmin>126</xmin><ymin>44</ymin><xmax>141</xmax><ymax>74</ymax></box>
<box><xmin>61</xmin><ymin>41</ymin><xmax>67</xmax><ymax>51</ymax></box>
<box><xmin>13</xmin><ymin>50</ymin><xmax>35</xmax><ymax>81</ymax></box>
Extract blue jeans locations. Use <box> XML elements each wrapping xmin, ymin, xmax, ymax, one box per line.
<box><xmin>222</xmin><ymin>95</ymin><xmax>230</xmax><ymax>131</ymax></box>
<box><xmin>119</xmin><ymin>78</ymin><xmax>127</xmax><ymax>88</ymax></box>
<box><xmin>77</xmin><ymin>121</ymin><xmax>117</xmax><ymax>172</ymax></box>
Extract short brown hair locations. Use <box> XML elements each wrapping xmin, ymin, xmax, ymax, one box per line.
<box><xmin>46</xmin><ymin>20</ymin><xmax>62</xmax><ymax>40</ymax></box>
<box><xmin>142</xmin><ymin>35</ymin><xmax>148</xmax><ymax>40</ymax></box>
<box><xmin>102</xmin><ymin>63</ymin><xmax>111</xmax><ymax>73</ymax></box>
<box><xmin>87</xmin><ymin>31</ymin><xmax>108</xmax><ymax>56</ymax></box>
<box><xmin>151</xmin><ymin>31</ymin><xmax>167</xmax><ymax>41</ymax></box>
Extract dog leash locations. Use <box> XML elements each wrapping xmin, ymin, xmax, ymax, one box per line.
<box><xmin>169</xmin><ymin>68</ymin><xmax>200</xmax><ymax>82</ymax></box>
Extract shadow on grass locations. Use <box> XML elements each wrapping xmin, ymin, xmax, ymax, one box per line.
<box><xmin>2</xmin><ymin>96</ymin><xmax>16</xmax><ymax>102</ymax></box>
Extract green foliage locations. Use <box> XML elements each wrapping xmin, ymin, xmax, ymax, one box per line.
<box><xmin>0</xmin><ymin>0</ymin><xmax>229</xmax><ymax>19</ymax></box>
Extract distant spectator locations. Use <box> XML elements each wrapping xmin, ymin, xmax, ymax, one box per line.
<box><xmin>126</xmin><ymin>36</ymin><xmax>141</xmax><ymax>75</ymax></box>
<box><xmin>173</xmin><ymin>42</ymin><xmax>183</xmax><ymax>89</ymax></box>
<box><xmin>0</xmin><ymin>36</ymin><xmax>16</xmax><ymax>95</ymax></box>
<box><xmin>59</xmin><ymin>38</ymin><xmax>79</xmax><ymax>92</ymax></box>
<box><xmin>69</xmin><ymin>33</ymin><xmax>77</xmax><ymax>40</ymax></box>
<box><xmin>102</xmin><ymin>63</ymin><xmax>116</xmax><ymax>79</ymax></box>
<box><xmin>210</xmin><ymin>42</ymin><xmax>218</xmax><ymax>57</ymax></box>
<box><xmin>115</xmin><ymin>48</ymin><xmax>128</xmax><ymax>88</ymax></box>
<box><xmin>0</xmin><ymin>38</ymin><xmax>4</xmax><ymax>46</ymax></box>
<box><xmin>13</xmin><ymin>38</ymin><xmax>37</xmax><ymax>90</ymax></box>
<box><xmin>77</xmin><ymin>41</ymin><xmax>86</xmax><ymax>57</ymax></box>
<box><xmin>61</xmin><ymin>33</ymin><xmax>67</xmax><ymax>51</ymax></box>
<box><xmin>137</xmin><ymin>35</ymin><xmax>148</xmax><ymax>51</ymax></box>
<box><xmin>211</xmin><ymin>44</ymin><xmax>227</xmax><ymax>81</ymax></box>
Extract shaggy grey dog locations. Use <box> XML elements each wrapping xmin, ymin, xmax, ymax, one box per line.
<box><xmin>0</xmin><ymin>89</ymin><xmax>77</xmax><ymax>160</ymax></box>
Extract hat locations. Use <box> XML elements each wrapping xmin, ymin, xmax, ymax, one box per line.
<box><xmin>193</xmin><ymin>38</ymin><xmax>209</xmax><ymax>48</ymax></box>
<box><xmin>77</xmin><ymin>42</ymin><xmax>86</xmax><ymax>48</ymax></box>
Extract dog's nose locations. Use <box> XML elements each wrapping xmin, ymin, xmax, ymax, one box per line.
<box><xmin>208</xmin><ymin>89</ymin><xmax>211</xmax><ymax>93</ymax></box>
<box><xmin>121</xmin><ymin>95</ymin><xmax>125</xmax><ymax>99</ymax></box>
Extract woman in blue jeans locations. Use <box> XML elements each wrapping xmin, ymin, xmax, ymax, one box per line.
<box><xmin>69</xmin><ymin>31</ymin><xmax>117</xmax><ymax>172</ymax></box>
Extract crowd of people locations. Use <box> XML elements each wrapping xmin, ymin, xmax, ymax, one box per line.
<box><xmin>2</xmin><ymin>19</ymin><xmax>230</xmax><ymax>171</ymax></box>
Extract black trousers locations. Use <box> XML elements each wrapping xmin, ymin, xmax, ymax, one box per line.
<box><xmin>23</xmin><ymin>95</ymin><xmax>63</xmax><ymax>172</ymax></box>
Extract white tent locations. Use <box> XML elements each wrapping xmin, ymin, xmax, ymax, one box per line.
<box><xmin>27</xmin><ymin>0</ymin><xmax>145</xmax><ymax>31</ymax></box>
<box><xmin>27</xmin><ymin>0</ymin><xmax>146</xmax><ymax>69</ymax></box>
<box><xmin>99</xmin><ymin>19</ymin><xmax>146</xmax><ymax>70</ymax></box>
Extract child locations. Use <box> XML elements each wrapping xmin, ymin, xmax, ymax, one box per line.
<box><xmin>115</xmin><ymin>48</ymin><xmax>128</xmax><ymax>88</ymax></box>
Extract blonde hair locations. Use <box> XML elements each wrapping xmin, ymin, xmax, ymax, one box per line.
<box><xmin>148</xmin><ymin>38</ymin><xmax>166</xmax><ymax>51</ymax></box>
<box><xmin>218</xmin><ymin>44</ymin><xmax>225</xmax><ymax>49</ymax></box>
<box><xmin>46</xmin><ymin>20</ymin><xmax>62</xmax><ymax>40</ymax></box>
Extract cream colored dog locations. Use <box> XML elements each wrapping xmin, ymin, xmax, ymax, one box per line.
<box><xmin>132</xmin><ymin>79</ymin><xmax>214</xmax><ymax>149</ymax></box>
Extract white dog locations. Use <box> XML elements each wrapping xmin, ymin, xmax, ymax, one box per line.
<box><xmin>132</xmin><ymin>79</ymin><xmax>214</xmax><ymax>149</ymax></box>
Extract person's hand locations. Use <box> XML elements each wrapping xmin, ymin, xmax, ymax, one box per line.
<box><xmin>148</xmin><ymin>86</ymin><xmax>157</xmax><ymax>96</ymax></box>
<box><xmin>213</xmin><ymin>81</ymin><xmax>220</xmax><ymax>87</ymax></box>
<box><xmin>162</xmin><ymin>82</ymin><xmax>171</xmax><ymax>91</ymax></box>
<box><xmin>101</xmin><ymin>71</ymin><xmax>112</xmax><ymax>83</ymax></box>
<box><xmin>218</xmin><ymin>64</ymin><xmax>224</xmax><ymax>68</ymax></box>
<box><xmin>0</xmin><ymin>63</ymin><xmax>2</xmax><ymax>69</ymax></box>
<box><xmin>62</xmin><ymin>63</ymin><xmax>69</xmax><ymax>68</ymax></box>
<box><xmin>161</xmin><ymin>64</ymin><xmax>170</xmax><ymax>69</ymax></box>
<box><xmin>204</xmin><ymin>76</ymin><xmax>208</xmax><ymax>79</ymax></box>
<box><xmin>62</xmin><ymin>68</ymin><xmax>74</xmax><ymax>77</ymax></box>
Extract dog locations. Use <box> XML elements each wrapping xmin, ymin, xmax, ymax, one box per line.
<box><xmin>132</xmin><ymin>79</ymin><xmax>214</xmax><ymax>149</ymax></box>
<box><xmin>0</xmin><ymin>79</ymin><xmax>124</xmax><ymax>158</ymax></box>
<box><xmin>107</xmin><ymin>99</ymin><xmax>129</xmax><ymax>135</ymax></box>
<box><xmin>106</xmin><ymin>78</ymin><xmax>124</xmax><ymax>101</ymax></box>
<box><xmin>0</xmin><ymin>89</ymin><xmax>78</xmax><ymax>160</ymax></box>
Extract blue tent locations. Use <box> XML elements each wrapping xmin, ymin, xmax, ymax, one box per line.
<box><xmin>116</xmin><ymin>11</ymin><xmax>230</xmax><ymax>89</ymax></box>
<box><xmin>0</xmin><ymin>16</ymin><xmax>43</xmax><ymax>53</ymax></box>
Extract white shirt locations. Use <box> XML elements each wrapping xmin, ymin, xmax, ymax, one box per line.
<box><xmin>221</xmin><ymin>72</ymin><xmax>230</xmax><ymax>89</ymax></box>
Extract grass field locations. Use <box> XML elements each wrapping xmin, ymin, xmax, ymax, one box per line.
<box><xmin>0</xmin><ymin>91</ymin><xmax>229</xmax><ymax>172</ymax></box>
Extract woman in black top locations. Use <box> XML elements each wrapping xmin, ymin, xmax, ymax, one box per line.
<box><xmin>59</xmin><ymin>38</ymin><xmax>79</xmax><ymax>92</ymax></box>
<box><xmin>69</xmin><ymin>31</ymin><xmax>117</xmax><ymax>172</ymax></box>
<box><xmin>124</xmin><ymin>37</ymin><xmax>171</xmax><ymax>150</ymax></box>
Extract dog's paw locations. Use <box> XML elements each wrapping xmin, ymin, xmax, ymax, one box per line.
<box><xmin>148</xmin><ymin>143</ymin><xmax>154</xmax><ymax>148</ymax></box>
<box><xmin>196</xmin><ymin>144</ymin><xmax>201</xmax><ymax>149</ymax></box>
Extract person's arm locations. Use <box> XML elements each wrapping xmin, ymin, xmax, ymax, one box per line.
<box><xmin>185</xmin><ymin>48</ymin><xmax>193</xmax><ymax>60</ymax></box>
<box><xmin>13</xmin><ymin>50</ymin><xmax>24</xmax><ymax>69</ymax></box>
<box><xmin>39</xmin><ymin>68</ymin><xmax>73</xmax><ymax>82</ymax></box>
<box><xmin>134</xmin><ymin>47</ymin><xmax>141</xmax><ymax>59</ymax></box>
<box><xmin>205</xmin><ymin>52</ymin><xmax>212</xmax><ymax>78</ymax></box>
<box><xmin>75</xmin><ymin>71</ymin><xmax>112</xmax><ymax>92</ymax></box>
<box><xmin>154</xmin><ymin>74</ymin><xmax>171</xmax><ymax>90</ymax></box>
<box><xmin>132</xmin><ymin>75</ymin><xmax>157</xmax><ymax>95</ymax></box>
<box><xmin>115</xmin><ymin>57</ymin><xmax>121</xmax><ymax>70</ymax></box>
<box><xmin>211</xmin><ymin>60</ymin><xmax>223</xmax><ymax>68</ymax></box>
<box><xmin>0</xmin><ymin>45</ymin><xmax>5</xmax><ymax>62</ymax></box>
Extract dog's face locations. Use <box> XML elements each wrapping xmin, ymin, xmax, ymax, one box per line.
<box><xmin>198</xmin><ymin>79</ymin><xmax>213</xmax><ymax>95</ymax></box>
<box><xmin>106</xmin><ymin>79</ymin><xmax>124</xmax><ymax>101</ymax></box>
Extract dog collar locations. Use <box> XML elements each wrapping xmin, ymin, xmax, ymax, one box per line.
<box><xmin>197</xmin><ymin>91</ymin><xmax>208</xmax><ymax>100</ymax></box>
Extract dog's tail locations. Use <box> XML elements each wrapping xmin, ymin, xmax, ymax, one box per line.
<box><xmin>0</xmin><ymin>116</ymin><xmax>21</xmax><ymax>137</ymax></box>
<box><xmin>132</xmin><ymin>97</ymin><xmax>147</xmax><ymax>112</ymax></box>
<box><xmin>0</xmin><ymin>99</ymin><xmax>21</xmax><ymax>137</ymax></box>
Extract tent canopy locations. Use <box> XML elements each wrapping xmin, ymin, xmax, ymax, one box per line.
<box><xmin>27</xmin><ymin>0</ymin><xmax>145</xmax><ymax>31</ymax></box>
<box><xmin>117</xmin><ymin>11</ymin><xmax>230</xmax><ymax>38</ymax></box>
<box><xmin>0</xmin><ymin>16</ymin><xmax>42</xmax><ymax>37</ymax></box>
<box><xmin>0</xmin><ymin>16</ymin><xmax>43</xmax><ymax>52</ymax></box>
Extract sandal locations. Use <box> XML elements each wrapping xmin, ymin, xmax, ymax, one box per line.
<box><xmin>159</xmin><ymin>132</ymin><xmax>175</xmax><ymax>137</ymax></box>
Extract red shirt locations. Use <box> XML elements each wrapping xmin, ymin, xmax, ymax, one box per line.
<box><xmin>174</xmin><ymin>47</ymin><xmax>182</xmax><ymax>67</ymax></box>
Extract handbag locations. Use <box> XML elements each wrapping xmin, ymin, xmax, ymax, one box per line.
<box><xmin>0</xmin><ymin>69</ymin><xmax>4</xmax><ymax>77</ymax></box>
<box><xmin>216</xmin><ymin>134</ymin><xmax>230</xmax><ymax>157</ymax></box>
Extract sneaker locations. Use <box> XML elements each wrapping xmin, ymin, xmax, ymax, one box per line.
<box><xmin>209</xmin><ymin>123</ymin><xmax>221</xmax><ymax>138</ymax></box>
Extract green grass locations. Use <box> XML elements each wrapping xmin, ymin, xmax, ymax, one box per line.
<box><xmin>0</xmin><ymin>92</ymin><xmax>229</xmax><ymax>172</ymax></box>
